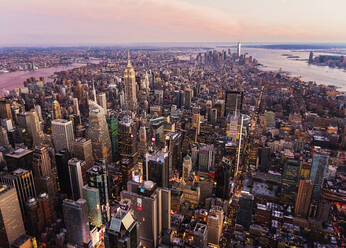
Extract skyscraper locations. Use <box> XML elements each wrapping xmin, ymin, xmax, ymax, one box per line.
<box><xmin>310</xmin><ymin>152</ymin><xmax>329</xmax><ymax>200</ymax></box>
<box><xmin>0</xmin><ymin>98</ymin><xmax>12</xmax><ymax>120</ymax></box>
<box><xmin>68</xmin><ymin>158</ymin><xmax>84</xmax><ymax>201</ymax></box>
<box><xmin>182</xmin><ymin>155</ymin><xmax>192</xmax><ymax>183</ymax></box>
<box><xmin>118</xmin><ymin>115</ymin><xmax>138</xmax><ymax>161</ymax></box>
<box><xmin>104</xmin><ymin>207</ymin><xmax>139</xmax><ymax>248</ymax></box>
<box><xmin>207</xmin><ymin>206</ymin><xmax>224</xmax><ymax>245</ymax></box>
<box><xmin>236</xmin><ymin>191</ymin><xmax>254</xmax><ymax>230</ymax></box>
<box><xmin>51</xmin><ymin>119</ymin><xmax>74</xmax><ymax>153</ymax></box>
<box><xmin>107</xmin><ymin>115</ymin><xmax>120</xmax><ymax>162</ymax></box>
<box><xmin>138</xmin><ymin>125</ymin><xmax>147</xmax><ymax>156</ymax></box>
<box><xmin>0</xmin><ymin>184</ymin><xmax>26</xmax><ymax>247</ymax></box>
<box><xmin>144</xmin><ymin>149</ymin><xmax>171</xmax><ymax>188</ymax></box>
<box><xmin>85</xmin><ymin>162</ymin><xmax>110</xmax><ymax>225</ymax></box>
<box><xmin>32</xmin><ymin>147</ymin><xmax>57</xmax><ymax>214</ymax></box>
<box><xmin>97</xmin><ymin>92</ymin><xmax>107</xmax><ymax>110</ymax></box>
<box><xmin>0</xmin><ymin>169</ymin><xmax>36</xmax><ymax>218</ymax></box>
<box><xmin>55</xmin><ymin>149</ymin><xmax>72</xmax><ymax>197</ymax></box>
<box><xmin>26</xmin><ymin>109</ymin><xmax>44</xmax><ymax>147</ymax></box>
<box><xmin>63</xmin><ymin>198</ymin><xmax>90</xmax><ymax>246</ymax></box>
<box><xmin>295</xmin><ymin>179</ymin><xmax>313</xmax><ymax>218</ymax></box>
<box><xmin>87</xmin><ymin>101</ymin><xmax>112</xmax><ymax>163</ymax></box>
<box><xmin>121</xmin><ymin>180</ymin><xmax>171</xmax><ymax>247</ymax></box>
<box><xmin>124</xmin><ymin>52</ymin><xmax>137</xmax><ymax>111</ymax></box>
<box><xmin>225</xmin><ymin>90</ymin><xmax>243</xmax><ymax>115</ymax></box>
<box><xmin>198</xmin><ymin>144</ymin><xmax>215</xmax><ymax>172</ymax></box>
<box><xmin>52</xmin><ymin>100</ymin><xmax>62</xmax><ymax>120</ymax></box>
<box><xmin>72</xmin><ymin>138</ymin><xmax>94</xmax><ymax>183</ymax></box>
<box><xmin>237</xmin><ymin>42</ymin><xmax>241</xmax><ymax>57</ymax></box>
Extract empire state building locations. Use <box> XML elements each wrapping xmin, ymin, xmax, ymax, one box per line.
<box><xmin>124</xmin><ymin>52</ymin><xmax>137</xmax><ymax>111</ymax></box>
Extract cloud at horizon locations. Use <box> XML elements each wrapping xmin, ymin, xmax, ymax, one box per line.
<box><xmin>1</xmin><ymin>0</ymin><xmax>345</xmax><ymax>45</ymax></box>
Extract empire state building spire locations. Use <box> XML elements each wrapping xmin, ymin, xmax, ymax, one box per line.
<box><xmin>127</xmin><ymin>49</ymin><xmax>132</xmax><ymax>67</ymax></box>
<box><xmin>124</xmin><ymin>49</ymin><xmax>137</xmax><ymax>111</ymax></box>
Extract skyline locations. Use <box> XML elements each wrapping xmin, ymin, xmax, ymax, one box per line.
<box><xmin>1</xmin><ymin>0</ymin><xmax>346</xmax><ymax>46</ymax></box>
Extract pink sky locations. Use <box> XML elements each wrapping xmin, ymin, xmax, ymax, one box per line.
<box><xmin>1</xmin><ymin>0</ymin><xmax>345</xmax><ymax>45</ymax></box>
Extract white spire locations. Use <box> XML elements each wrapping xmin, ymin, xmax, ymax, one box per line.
<box><xmin>127</xmin><ymin>49</ymin><xmax>132</xmax><ymax>67</ymax></box>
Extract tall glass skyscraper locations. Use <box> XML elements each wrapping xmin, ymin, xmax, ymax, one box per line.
<box><xmin>310</xmin><ymin>152</ymin><xmax>329</xmax><ymax>200</ymax></box>
<box><xmin>87</xmin><ymin>101</ymin><xmax>112</xmax><ymax>164</ymax></box>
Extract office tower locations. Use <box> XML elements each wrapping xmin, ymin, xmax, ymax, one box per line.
<box><xmin>25</xmin><ymin>193</ymin><xmax>54</xmax><ymax>237</ymax></box>
<box><xmin>192</xmin><ymin>223</ymin><xmax>208</xmax><ymax>248</ymax></box>
<box><xmin>182</xmin><ymin>155</ymin><xmax>192</xmax><ymax>182</ymax></box>
<box><xmin>0</xmin><ymin>185</ymin><xmax>26</xmax><ymax>247</ymax></box>
<box><xmin>295</xmin><ymin>180</ymin><xmax>313</xmax><ymax>218</ymax></box>
<box><xmin>68</xmin><ymin>158</ymin><xmax>84</xmax><ymax>201</ymax></box>
<box><xmin>184</xmin><ymin>88</ymin><xmax>193</xmax><ymax>109</ymax></box>
<box><xmin>0</xmin><ymin>98</ymin><xmax>12</xmax><ymax>119</ymax></box>
<box><xmin>264</xmin><ymin>111</ymin><xmax>275</xmax><ymax>128</ymax></box>
<box><xmin>214</xmin><ymin>100</ymin><xmax>225</xmax><ymax>120</ymax></box>
<box><xmin>32</xmin><ymin>147</ymin><xmax>57</xmax><ymax>213</ymax></box>
<box><xmin>63</xmin><ymin>198</ymin><xmax>90</xmax><ymax>246</ymax></box>
<box><xmin>165</xmin><ymin>132</ymin><xmax>182</xmax><ymax>172</ymax></box>
<box><xmin>216</xmin><ymin>162</ymin><xmax>232</xmax><ymax>199</ymax></box>
<box><xmin>0</xmin><ymin>169</ymin><xmax>36</xmax><ymax>217</ymax></box>
<box><xmin>138</xmin><ymin>125</ymin><xmax>147</xmax><ymax>155</ymax></box>
<box><xmin>237</xmin><ymin>42</ymin><xmax>241</xmax><ymax>57</ymax></box>
<box><xmin>72</xmin><ymin>138</ymin><xmax>94</xmax><ymax>183</ymax></box>
<box><xmin>144</xmin><ymin>149</ymin><xmax>171</xmax><ymax>188</ymax></box>
<box><xmin>225</xmin><ymin>91</ymin><xmax>243</xmax><ymax>115</ymax></box>
<box><xmin>121</xmin><ymin>181</ymin><xmax>171</xmax><ymax>247</ymax></box>
<box><xmin>280</xmin><ymin>159</ymin><xmax>300</xmax><ymax>204</ymax></box>
<box><xmin>83</xmin><ymin>185</ymin><xmax>102</xmax><ymax>227</ymax></box>
<box><xmin>124</xmin><ymin>52</ymin><xmax>137</xmax><ymax>111</ymax></box>
<box><xmin>72</xmin><ymin>97</ymin><xmax>81</xmax><ymax>116</ymax></box>
<box><xmin>4</xmin><ymin>148</ymin><xmax>33</xmax><ymax>172</ymax></box>
<box><xmin>52</xmin><ymin>100</ymin><xmax>62</xmax><ymax>119</ymax></box>
<box><xmin>308</xmin><ymin>51</ymin><xmax>314</xmax><ymax>64</ymax></box>
<box><xmin>207</xmin><ymin>206</ymin><xmax>224</xmax><ymax>245</ymax></box>
<box><xmin>55</xmin><ymin>149</ymin><xmax>71</xmax><ymax>196</ymax></box>
<box><xmin>51</xmin><ymin>119</ymin><xmax>74</xmax><ymax>153</ymax></box>
<box><xmin>192</xmin><ymin>113</ymin><xmax>201</xmax><ymax>136</ymax></box>
<box><xmin>118</xmin><ymin>115</ymin><xmax>137</xmax><ymax>161</ymax></box>
<box><xmin>1</xmin><ymin>118</ymin><xmax>13</xmax><ymax>131</ymax></box>
<box><xmin>26</xmin><ymin>110</ymin><xmax>44</xmax><ymax>147</ymax></box>
<box><xmin>35</xmin><ymin>104</ymin><xmax>43</xmax><ymax>122</ymax></box>
<box><xmin>211</xmin><ymin>108</ymin><xmax>217</xmax><ymax>124</ymax></box>
<box><xmin>198</xmin><ymin>144</ymin><xmax>215</xmax><ymax>172</ymax></box>
<box><xmin>205</xmin><ymin>100</ymin><xmax>212</xmax><ymax>121</ymax></box>
<box><xmin>257</xmin><ymin>147</ymin><xmax>271</xmax><ymax>172</ymax></box>
<box><xmin>86</xmin><ymin>162</ymin><xmax>110</xmax><ymax>225</ymax></box>
<box><xmin>87</xmin><ymin>101</ymin><xmax>112</xmax><ymax>163</ymax></box>
<box><xmin>236</xmin><ymin>191</ymin><xmax>254</xmax><ymax>229</ymax></box>
<box><xmin>310</xmin><ymin>152</ymin><xmax>329</xmax><ymax>200</ymax></box>
<box><xmin>104</xmin><ymin>207</ymin><xmax>139</xmax><ymax>248</ymax></box>
<box><xmin>97</xmin><ymin>92</ymin><xmax>107</xmax><ymax>110</ymax></box>
<box><xmin>107</xmin><ymin>115</ymin><xmax>119</xmax><ymax>162</ymax></box>
<box><xmin>226</xmin><ymin>112</ymin><xmax>240</xmax><ymax>141</ymax></box>
<box><xmin>0</xmin><ymin>126</ymin><xmax>10</xmax><ymax>148</ymax></box>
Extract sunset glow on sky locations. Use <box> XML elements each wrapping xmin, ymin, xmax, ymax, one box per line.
<box><xmin>1</xmin><ymin>0</ymin><xmax>345</xmax><ymax>45</ymax></box>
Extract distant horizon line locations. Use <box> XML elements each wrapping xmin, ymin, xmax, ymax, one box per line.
<box><xmin>1</xmin><ymin>41</ymin><xmax>346</xmax><ymax>49</ymax></box>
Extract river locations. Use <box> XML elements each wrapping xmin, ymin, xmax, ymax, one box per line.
<box><xmin>242</xmin><ymin>48</ymin><xmax>346</xmax><ymax>92</ymax></box>
<box><xmin>0</xmin><ymin>48</ymin><xmax>345</xmax><ymax>93</ymax></box>
<box><xmin>0</xmin><ymin>63</ymin><xmax>85</xmax><ymax>93</ymax></box>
